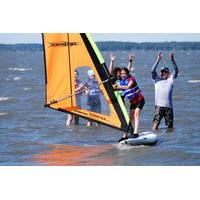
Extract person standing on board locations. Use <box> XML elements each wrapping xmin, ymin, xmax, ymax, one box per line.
<box><xmin>151</xmin><ymin>52</ymin><xmax>179</xmax><ymax>130</ymax></box>
<box><xmin>85</xmin><ymin>69</ymin><xmax>101</xmax><ymax>127</ymax></box>
<box><xmin>114</xmin><ymin>67</ymin><xmax>145</xmax><ymax>141</ymax></box>
<box><xmin>66</xmin><ymin>70</ymin><xmax>84</xmax><ymax>126</ymax></box>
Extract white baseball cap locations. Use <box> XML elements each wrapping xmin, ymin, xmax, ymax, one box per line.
<box><xmin>87</xmin><ymin>69</ymin><xmax>95</xmax><ymax>76</ymax></box>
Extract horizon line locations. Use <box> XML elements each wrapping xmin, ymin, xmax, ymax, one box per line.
<box><xmin>1</xmin><ymin>40</ymin><xmax>200</xmax><ymax>45</ymax></box>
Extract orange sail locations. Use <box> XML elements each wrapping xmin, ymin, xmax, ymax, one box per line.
<box><xmin>42</xmin><ymin>33</ymin><xmax>131</xmax><ymax>132</ymax></box>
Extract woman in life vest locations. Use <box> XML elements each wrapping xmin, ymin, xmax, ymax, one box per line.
<box><xmin>114</xmin><ymin>67</ymin><xmax>145</xmax><ymax>141</ymax></box>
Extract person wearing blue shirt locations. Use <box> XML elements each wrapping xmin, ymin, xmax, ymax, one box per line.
<box><xmin>85</xmin><ymin>70</ymin><xmax>101</xmax><ymax>127</ymax></box>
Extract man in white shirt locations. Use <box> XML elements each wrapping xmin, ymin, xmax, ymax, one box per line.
<box><xmin>151</xmin><ymin>52</ymin><xmax>179</xmax><ymax>130</ymax></box>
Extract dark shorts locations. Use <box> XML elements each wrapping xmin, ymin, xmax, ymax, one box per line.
<box><xmin>153</xmin><ymin>106</ymin><xmax>174</xmax><ymax>128</ymax></box>
<box><xmin>87</xmin><ymin>97</ymin><xmax>101</xmax><ymax>113</ymax></box>
<box><xmin>89</xmin><ymin>104</ymin><xmax>101</xmax><ymax>113</ymax></box>
<box><xmin>130</xmin><ymin>98</ymin><xmax>145</xmax><ymax>110</ymax></box>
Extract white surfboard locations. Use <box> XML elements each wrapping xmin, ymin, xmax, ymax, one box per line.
<box><xmin>118</xmin><ymin>132</ymin><xmax>158</xmax><ymax>146</ymax></box>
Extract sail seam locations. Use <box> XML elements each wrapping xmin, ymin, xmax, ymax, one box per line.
<box><xmin>67</xmin><ymin>33</ymin><xmax>73</xmax><ymax>107</ymax></box>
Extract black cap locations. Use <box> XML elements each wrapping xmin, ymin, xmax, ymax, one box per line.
<box><xmin>160</xmin><ymin>67</ymin><xmax>169</xmax><ymax>73</ymax></box>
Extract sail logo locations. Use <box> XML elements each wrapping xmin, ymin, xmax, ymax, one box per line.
<box><xmin>49</xmin><ymin>41</ymin><xmax>80</xmax><ymax>47</ymax></box>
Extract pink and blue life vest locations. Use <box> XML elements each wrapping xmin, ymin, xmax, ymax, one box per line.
<box><xmin>119</xmin><ymin>76</ymin><xmax>141</xmax><ymax>100</ymax></box>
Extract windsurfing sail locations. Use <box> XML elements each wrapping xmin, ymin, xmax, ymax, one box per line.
<box><xmin>42</xmin><ymin>33</ymin><xmax>132</xmax><ymax>132</ymax></box>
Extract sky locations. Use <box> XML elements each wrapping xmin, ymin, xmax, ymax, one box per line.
<box><xmin>0</xmin><ymin>33</ymin><xmax>200</xmax><ymax>44</ymax></box>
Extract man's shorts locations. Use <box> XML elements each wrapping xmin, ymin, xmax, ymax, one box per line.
<box><xmin>153</xmin><ymin>106</ymin><xmax>174</xmax><ymax>128</ymax></box>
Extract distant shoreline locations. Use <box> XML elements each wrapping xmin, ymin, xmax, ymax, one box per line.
<box><xmin>1</xmin><ymin>41</ymin><xmax>200</xmax><ymax>51</ymax></box>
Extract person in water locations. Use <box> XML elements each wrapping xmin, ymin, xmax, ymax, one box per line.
<box><xmin>109</xmin><ymin>53</ymin><xmax>134</xmax><ymax>84</ymax></box>
<box><xmin>151</xmin><ymin>52</ymin><xmax>179</xmax><ymax>130</ymax></box>
<box><xmin>66</xmin><ymin>69</ymin><xmax>84</xmax><ymax>126</ymax></box>
<box><xmin>85</xmin><ymin>69</ymin><xmax>101</xmax><ymax>127</ymax></box>
<box><xmin>114</xmin><ymin>67</ymin><xmax>145</xmax><ymax>141</ymax></box>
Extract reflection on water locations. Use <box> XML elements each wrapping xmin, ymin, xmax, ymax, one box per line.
<box><xmin>33</xmin><ymin>144</ymin><xmax>114</xmax><ymax>166</ymax></box>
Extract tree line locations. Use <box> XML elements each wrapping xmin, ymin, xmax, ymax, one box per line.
<box><xmin>96</xmin><ymin>41</ymin><xmax>200</xmax><ymax>51</ymax></box>
<box><xmin>0</xmin><ymin>44</ymin><xmax>42</xmax><ymax>52</ymax></box>
<box><xmin>1</xmin><ymin>42</ymin><xmax>200</xmax><ymax>52</ymax></box>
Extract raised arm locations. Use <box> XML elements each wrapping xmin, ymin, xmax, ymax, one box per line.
<box><xmin>151</xmin><ymin>52</ymin><xmax>162</xmax><ymax>80</ymax></box>
<box><xmin>170</xmin><ymin>53</ymin><xmax>179</xmax><ymax>79</ymax></box>
<box><xmin>109</xmin><ymin>53</ymin><xmax>116</xmax><ymax>76</ymax></box>
<box><xmin>127</xmin><ymin>54</ymin><xmax>134</xmax><ymax>72</ymax></box>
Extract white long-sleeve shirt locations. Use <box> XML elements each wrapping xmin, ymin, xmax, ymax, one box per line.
<box><xmin>151</xmin><ymin>60</ymin><xmax>178</xmax><ymax>108</ymax></box>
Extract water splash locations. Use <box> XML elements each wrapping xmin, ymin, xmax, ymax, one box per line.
<box><xmin>188</xmin><ymin>80</ymin><xmax>200</xmax><ymax>83</ymax></box>
<box><xmin>0</xmin><ymin>97</ymin><xmax>10</xmax><ymax>101</ymax></box>
<box><xmin>13</xmin><ymin>77</ymin><xmax>22</xmax><ymax>81</ymax></box>
<box><xmin>0</xmin><ymin>112</ymin><xmax>8</xmax><ymax>117</ymax></box>
<box><xmin>8</xmin><ymin>67</ymin><xmax>32</xmax><ymax>71</ymax></box>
